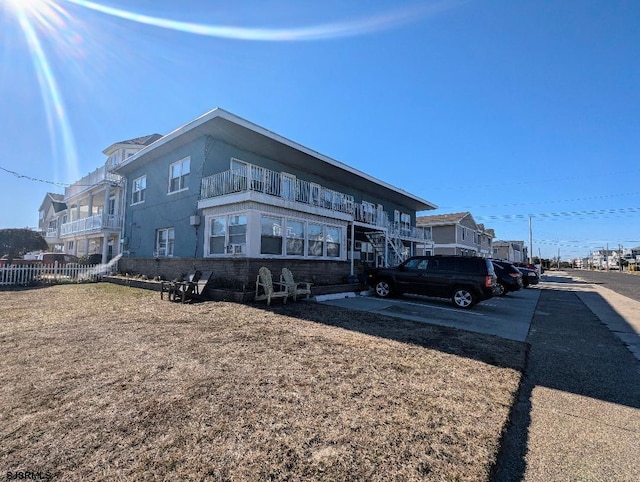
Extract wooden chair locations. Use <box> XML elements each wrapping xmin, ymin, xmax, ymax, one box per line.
<box><xmin>280</xmin><ymin>268</ymin><xmax>312</xmax><ymax>301</ymax></box>
<box><xmin>161</xmin><ymin>270</ymin><xmax>203</xmax><ymax>302</ymax></box>
<box><xmin>255</xmin><ymin>267</ymin><xmax>289</xmax><ymax>305</ymax></box>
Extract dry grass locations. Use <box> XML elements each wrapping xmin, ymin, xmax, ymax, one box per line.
<box><xmin>0</xmin><ymin>283</ymin><xmax>526</xmax><ymax>481</ymax></box>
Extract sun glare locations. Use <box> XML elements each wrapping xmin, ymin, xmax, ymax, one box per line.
<box><xmin>6</xmin><ymin>0</ymin><xmax>47</xmax><ymax>13</ymax></box>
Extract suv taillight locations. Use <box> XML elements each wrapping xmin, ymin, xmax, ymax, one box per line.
<box><xmin>485</xmin><ymin>276</ymin><xmax>494</xmax><ymax>287</ymax></box>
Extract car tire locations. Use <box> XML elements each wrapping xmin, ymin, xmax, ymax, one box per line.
<box><xmin>451</xmin><ymin>287</ymin><xmax>476</xmax><ymax>309</ymax></box>
<box><xmin>496</xmin><ymin>282</ymin><xmax>507</xmax><ymax>296</ymax></box>
<box><xmin>374</xmin><ymin>279</ymin><xmax>393</xmax><ymax>298</ymax></box>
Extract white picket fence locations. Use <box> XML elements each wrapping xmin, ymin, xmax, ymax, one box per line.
<box><xmin>0</xmin><ymin>261</ymin><xmax>118</xmax><ymax>286</ymax></box>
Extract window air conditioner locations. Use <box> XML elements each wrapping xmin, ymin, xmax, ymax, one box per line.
<box><xmin>227</xmin><ymin>244</ymin><xmax>245</xmax><ymax>254</ymax></box>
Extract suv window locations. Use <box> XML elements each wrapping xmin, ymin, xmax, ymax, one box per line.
<box><xmin>428</xmin><ymin>257</ymin><xmax>456</xmax><ymax>272</ymax></box>
<box><xmin>404</xmin><ymin>258</ymin><xmax>428</xmax><ymax>271</ymax></box>
<box><xmin>458</xmin><ymin>258</ymin><xmax>482</xmax><ymax>274</ymax></box>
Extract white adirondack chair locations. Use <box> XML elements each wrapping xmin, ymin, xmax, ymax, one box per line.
<box><xmin>255</xmin><ymin>267</ymin><xmax>289</xmax><ymax>305</ymax></box>
<box><xmin>280</xmin><ymin>268</ymin><xmax>312</xmax><ymax>301</ymax></box>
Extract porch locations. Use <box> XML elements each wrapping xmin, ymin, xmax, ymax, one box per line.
<box><xmin>60</xmin><ymin>213</ymin><xmax>123</xmax><ymax>236</ymax></box>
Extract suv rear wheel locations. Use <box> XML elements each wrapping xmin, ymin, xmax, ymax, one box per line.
<box><xmin>374</xmin><ymin>279</ymin><xmax>393</xmax><ymax>298</ymax></box>
<box><xmin>451</xmin><ymin>287</ymin><xmax>476</xmax><ymax>309</ymax></box>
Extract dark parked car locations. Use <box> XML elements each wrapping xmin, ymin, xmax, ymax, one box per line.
<box><xmin>491</xmin><ymin>260</ymin><xmax>524</xmax><ymax>296</ymax></box>
<box><xmin>367</xmin><ymin>255</ymin><xmax>497</xmax><ymax>309</ymax></box>
<box><xmin>518</xmin><ymin>266</ymin><xmax>540</xmax><ymax>287</ymax></box>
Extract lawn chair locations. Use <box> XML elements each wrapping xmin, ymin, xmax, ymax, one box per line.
<box><xmin>280</xmin><ymin>268</ymin><xmax>312</xmax><ymax>301</ymax></box>
<box><xmin>162</xmin><ymin>270</ymin><xmax>202</xmax><ymax>303</ymax></box>
<box><xmin>255</xmin><ymin>266</ymin><xmax>289</xmax><ymax>305</ymax></box>
<box><xmin>177</xmin><ymin>270</ymin><xmax>214</xmax><ymax>303</ymax></box>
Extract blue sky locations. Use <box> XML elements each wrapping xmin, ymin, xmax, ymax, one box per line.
<box><xmin>1</xmin><ymin>0</ymin><xmax>638</xmax><ymax>260</ymax></box>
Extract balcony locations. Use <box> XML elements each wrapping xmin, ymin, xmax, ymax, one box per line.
<box><xmin>200</xmin><ymin>164</ymin><xmax>432</xmax><ymax>243</ymax></box>
<box><xmin>60</xmin><ymin>213</ymin><xmax>123</xmax><ymax>236</ymax></box>
<box><xmin>200</xmin><ymin>165</ymin><xmax>354</xmax><ymax>215</ymax></box>
<box><xmin>65</xmin><ymin>165</ymin><xmax>123</xmax><ymax>200</ymax></box>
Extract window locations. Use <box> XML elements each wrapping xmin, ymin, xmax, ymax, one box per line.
<box><xmin>404</xmin><ymin>258</ymin><xmax>428</xmax><ymax>271</ymax></box>
<box><xmin>208</xmin><ymin>215</ymin><xmax>247</xmax><ymax>255</ymax></box>
<box><xmin>209</xmin><ymin>217</ymin><xmax>226</xmax><ymax>254</ymax></box>
<box><xmin>169</xmin><ymin>157</ymin><xmax>190</xmax><ymax>193</ymax></box>
<box><xmin>261</xmin><ymin>216</ymin><xmax>283</xmax><ymax>255</ymax></box>
<box><xmin>67</xmin><ymin>241</ymin><xmax>74</xmax><ymax>251</ymax></box>
<box><xmin>228</xmin><ymin>215</ymin><xmax>247</xmax><ymax>251</ymax></box>
<box><xmin>108</xmin><ymin>196</ymin><xmax>116</xmax><ymax>216</ymax></box>
<box><xmin>286</xmin><ymin>220</ymin><xmax>304</xmax><ymax>256</ymax></box>
<box><xmin>326</xmin><ymin>227</ymin><xmax>341</xmax><ymax>257</ymax></box>
<box><xmin>308</xmin><ymin>224</ymin><xmax>324</xmax><ymax>257</ymax></box>
<box><xmin>156</xmin><ymin>228</ymin><xmax>175</xmax><ymax>257</ymax></box>
<box><xmin>132</xmin><ymin>176</ymin><xmax>146</xmax><ymax>204</ymax></box>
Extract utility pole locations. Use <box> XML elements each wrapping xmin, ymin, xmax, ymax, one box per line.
<box><xmin>529</xmin><ymin>216</ymin><xmax>533</xmax><ymax>265</ymax></box>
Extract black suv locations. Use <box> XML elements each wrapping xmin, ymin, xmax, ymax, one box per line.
<box><xmin>367</xmin><ymin>255</ymin><xmax>497</xmax><ymax>309</ymax></box>
<box><xmin>491</xmin><ymin>259</ymin><xmax>524</xmax><ymax>296</ymax></box>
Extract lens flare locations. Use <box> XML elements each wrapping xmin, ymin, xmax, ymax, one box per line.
<box><xmin>12</xmin><ymin>1</ymin><xmax>80</xmax><ymax>182</ymax></box>
<box><xmin>7</xmin><ymin>0</ymin><xmax>462</xmax><ymax>184</ymax></box>
<box><xmin>63</xmin><ymin>0</ymin><xmax>460</xmax><ymax>41</ymax></box>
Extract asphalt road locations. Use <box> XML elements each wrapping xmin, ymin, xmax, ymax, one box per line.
<box><xmin>564</xmin><ymin>268</ymin><xmax>640</xmax><ymax>302</ymax></box>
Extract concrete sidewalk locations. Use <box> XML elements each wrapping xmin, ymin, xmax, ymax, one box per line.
<box><xmin>494</xmin><ymin>277</ymin><xmax>640</xmax><ymax>481</ymax></box>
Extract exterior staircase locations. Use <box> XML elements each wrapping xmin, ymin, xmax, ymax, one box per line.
<box><xmin>365</xmin><ymin>231</ymin><xmax>410</xmax><ymax>267</ymax></box>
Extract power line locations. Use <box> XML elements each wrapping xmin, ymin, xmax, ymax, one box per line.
<box><xmin>0</xmin><ymin>166</ymin><xmax>70</xmax><ymax>187</ymax></box>
<box><xmin>476</xmin><ymin>207</ymin><xmax>640</xmax><ymax>222</ymax></box>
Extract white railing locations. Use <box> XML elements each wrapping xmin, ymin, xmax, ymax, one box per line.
<box><xmin>0</xmin><ymin>262</ymin><xmax>118</xmax><ymax>286</ymax></box>
<box><xmin>200</xmin><ymin>165</ymin><xmax>354</xmax><ymax>214</ymax></box>
<box><xmin>65</xmin><ymin>165</ymin><xmax>123</xmax><ymax>199</ymax></box>
<box><xmin>60</xmin><ymin>213</ymin><xmax>123</xmax><ymax>236</ymax></box>
<box><xmin>45</xmin><ymin>227</ymin><xmax>59</xmax><ymax>238</ymax></box>
<box><xmin>200</xmin><ymin>163</ymin><xmax>432</xmax><ymax>242</ymax></box>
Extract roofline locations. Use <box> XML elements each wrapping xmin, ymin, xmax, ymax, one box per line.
<box><xmin>117</xmin><ymin>108</ymin><xmax>437</xmax><ymax>210</ymax></box>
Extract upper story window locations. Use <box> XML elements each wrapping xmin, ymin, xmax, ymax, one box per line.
<box><xmin>169</xmin><ymin>157</ymin><xmax>190</xmax><ymax>193</ymax></box>
<box><xmin>132</xmin><ymin>175</ymin><xmax>146</xmax><ymax>204</ymax></box>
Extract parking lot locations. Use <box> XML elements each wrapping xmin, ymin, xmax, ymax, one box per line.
<box><xmin>320</xmin><ymin>286</ymin><xmax>541</xmax><ymax>342</ymax></box>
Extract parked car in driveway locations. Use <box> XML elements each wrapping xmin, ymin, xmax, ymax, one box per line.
<box><xmin>491</xmin><ymin>260</ymin><xmax>524</xmax><ymax>296</ymax></box>
<box><xmin>37</xmin><ymin>253</ymin><xmax>79</xmax><ymax>265</ymax></box>
<box><xmin>517</xmin><ymin>266</ymin><xmax>540</xmax><ymax>287</ymax></box>
<box><xmin>367</xmin><ymin>255</ymin><xmax>497</xmax><ymax>309</ymax></box>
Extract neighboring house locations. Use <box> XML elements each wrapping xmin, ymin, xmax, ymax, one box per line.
<box><xmin>50</xmin><ymin>134</ymin><xmax>162</xmax><ymax>263</ymax></box>
<box><xmin>622</xmin><ymin>246</ymin><xmax>640</xmax><ymax>268</ymax></box>
<box><xmin>415</xmin><ymin>212</ymin><xmax>482</xmax><ymax>256</ymax></box>
<box><xmin>492</xmin><ymin>240</ymin><xmax>527</xmax><ymax>263</ymax></box>
<box><xmin>38</xmin><ymin>192</ymin><xmax>67</xmax><ymax>251</ymax></box>
<box><xmin>477</xmin><ymin>224</ymin><xmax>495</xmax><ymax>258</ymax></box>
<box><xmin>590</xmin><ymin>249</ymin><xmax>621</xmax><ymax>269</ymax></box>
<box><xmin>114</xmin><ymin>108</ymin><xmax>437</xmax><ymax>285</ymax></box>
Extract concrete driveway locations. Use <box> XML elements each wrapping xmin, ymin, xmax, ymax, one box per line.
<box><xmin>319</xmin><ymin>286</ymin><xmax>541</xmax><ymax>342</ymax></box>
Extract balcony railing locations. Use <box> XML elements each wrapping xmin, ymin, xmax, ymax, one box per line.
<box><xmin>200</xmin><ymin>164</ymin><xmax>433</xmax><ymax>242</ymax></box>
<box><xmin>60</xmin><ymin>213</ymin><xmax>123</xmax><ymax>236</ymax></box>
<box><xmin>45</xmin><ymin>228</ymin><xmax>60</xmax><ymax>239</ymax></box>
<box><xmin>201</xmin><ymin>165</ymin><xmax>354</xmax><ymax>214</ymax></box>
<box><xmin>65</xmin><ymin>165</ymin><xmax>123</xmax><ymax>199</ymax></box>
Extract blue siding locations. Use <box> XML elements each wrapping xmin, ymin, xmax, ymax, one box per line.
<box><xmin>122</xmin><ymin>134</ymin><xmax>419</xmax><ymax>258</ymax></box>
<box><xmin>123</xmin><ymin>137</ymin><xmax>207</xmax><ymax>258</ymax></box>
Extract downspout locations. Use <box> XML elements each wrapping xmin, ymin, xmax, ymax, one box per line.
<box><xmin>121</xmin><ymin>177</ymin><xmax>127</xmax><ymax>257</ymax></box>
<box><xmin>350</xmin><ymin>221</ymin><xmax>355</xmax><ymax>276</ymax></box>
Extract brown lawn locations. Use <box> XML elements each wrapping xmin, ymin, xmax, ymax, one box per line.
<box><xmin>0</xmin><ymin>283</ymin><xmax>526</xmax><ymax>481</ymax></box>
